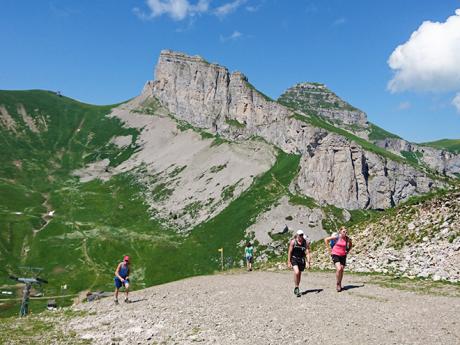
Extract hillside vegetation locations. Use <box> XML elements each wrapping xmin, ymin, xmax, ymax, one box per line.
<box><xmin>421</xmin><ymin>139</ymin><xmax>460</xmax><ymax>154</ymax></box>
<box><xmin>0</xmin><ymin>90</ymin><xmax>302</xmax><ymax>316</ymax></box>
<box><xmin>0</xmin><ymin>90</ymin><xmax>156</xmax><ymax>314</ymax></box>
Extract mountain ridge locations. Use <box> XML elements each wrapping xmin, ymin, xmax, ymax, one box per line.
<box><xmin>144</xmin><ymin>50</ymin><xmax>446</xmax><ymax>210</ymax></box>
<box><xmin>277</xmin><ymin>82</ymin><xmax>460</xmax><ymax>177</ymax></box>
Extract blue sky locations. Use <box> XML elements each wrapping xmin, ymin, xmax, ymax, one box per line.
<box><xmin>1</xmin><ymin>0</ymin><xmax>459</xmax><ymax>143</ymax></box>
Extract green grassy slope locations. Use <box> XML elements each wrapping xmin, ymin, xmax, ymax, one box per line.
<box><xmin>0</xmin><ymin>90</ymin><xmax>145</xmax><ymax>315</ymax></box>
<box><xmin>368</xmin><ymin>123</ymin><xmax>401</xmax><ymax>141</ymax></box>
<box><xmin>291</xmin><ymin>113</ymin><xmax>406</xmax><ymax>164</ymax></box>
<box><xmin>420</xmin><ymin>139</ymin><xmax>460</xmax><ymax>154</ymax></box>
<box><xmin>0</xmin><ymin>90</ymin><xmax>302</xmax><ymax>316</ymax></box>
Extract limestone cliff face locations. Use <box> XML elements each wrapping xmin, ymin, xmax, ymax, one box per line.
<box><xmin>293</xmin><ymin>135</ymin><xmax>436</xmax><ymax>209</ymax></box>
<box><xmin>143</xmin><ymin>50</ymin><xmax>442</xmax><ymax>210</ymax></box>
<box><xmin>151</xmin><ymin>50</ymin><xmax>291</xmax><ymax>132</ymax></box>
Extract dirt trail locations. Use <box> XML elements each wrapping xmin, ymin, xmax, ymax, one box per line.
<box><xmin>33</xmin><ymin>193</ymin><xmax>53</xmax><ymax>237</ymax></box>
<box><xmin>65</xmin><ymin>271</ymin><xmax>460</xmax><ymax>345</ymax></box>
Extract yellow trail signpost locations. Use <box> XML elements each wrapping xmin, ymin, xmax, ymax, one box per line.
<box><xmin>218</xmin><ymin>248</ymin><xmax>223</xmax><ymax>271</ymax></box>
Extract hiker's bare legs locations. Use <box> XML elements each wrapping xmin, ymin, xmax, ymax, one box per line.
<box><xmin>335</xmin><ymin>262</ymin><xmax>344</xmax><ymax>290</ymax></box>
<box><xmin>124</xmin><ymin>282</ymin><xmax>130</xmax><ymax>301</ymax></box>
<box><xmin>293</xmin><ymin>265</ymin><xmax>301</xmax><ymax>288</ymax></box>
<box><xmin>114</xmin><ymin>287</ymin><xmax>119</xmax><ymax>301</ymax></box>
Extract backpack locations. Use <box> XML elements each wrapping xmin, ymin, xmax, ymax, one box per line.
<box><xmin>331</xmin><ymin>236</ymin><xmax>350</xmax><ymax>252</ymax></box>
<box><xmin>330</xmin><ymin>237</ymin><xmax>337</xmax><ymax>249</ymax></box>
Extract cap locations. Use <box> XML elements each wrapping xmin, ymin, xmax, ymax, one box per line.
<box><xmin>296</xmin><ymin>230</ymin><xmax>304</xmax><ymax>236</ymax></box>
<box><xmin>123</xmin><ymin>255</ymin><xmax>130</xmax><ymax>262</ymax></box>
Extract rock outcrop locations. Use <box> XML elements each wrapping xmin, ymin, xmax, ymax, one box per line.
<box><xmin>314</xmin><ymin>188</ymin><xmax>460</xmax><ymax>282</ymax></box>
<box><xmin>244</xmin><ymin>196</ymin><xmax>327</xmax><ymax>249</ymax></box>
<box><xmin>376</xmin><ymin>137</ymin><xmax>460</xmax><ymax>176</ymax></box>
<box><xmin>293</xmin><ymin>135</ymin><xmax>437</xmax><ymax>209</ymax></box>
<box><xmin>143</xmin><ymin>50</ymin><xmax>443</xmax><ymax>209</ymax></box>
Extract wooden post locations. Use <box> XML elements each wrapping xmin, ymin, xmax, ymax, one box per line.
<box><xmin>218</xmin><ymin>248</ymin><xmax>223</xmax><ymax>271</ymax></box>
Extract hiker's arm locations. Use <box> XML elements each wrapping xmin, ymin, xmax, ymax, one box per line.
<box><xmin>287</xmin><ymin>240</ymin><xmax>293</xmax><ymax>268</ymax></box>
<box><xmin>347</xmin><ymin>239</ymin><xmax>353</xmax><ymax>253</ymax></box>
<box><xmin>115</xmin><ymin>263</ymin><xmax>123</xmax><ymax>281</ymax></box>
<box><xmin>306</xmin><ymin>243</ymin><xmax>312</xmax><ymax>269</ymax></box>
<box><xmin>324</xmin><ymin>236</ymin><xmax>333</xmax><ymax>254</ymax></box>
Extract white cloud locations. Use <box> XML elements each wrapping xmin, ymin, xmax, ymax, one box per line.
<box><xmin>49</xmin><ymin>2</ymin><xmax>79</xmax><ymax>17</ymax></box>
<box><xmin>388</xmin><ymin>9</ymin><xmax>460</xmax><ymax>93</ymax></box>
<box><xmin>245</xmin><ymin>5</ymin><xmax>259</xmax><ymax>12</ymax></box>
<box><xmin>333</xmin><ymin>17</ymin><xmax>346</xmax><ymax>26</ymax></box>
<box><xmin>214</xmin><ymin>0</ymin><xmax>246</xmax><ymax>18</ymax></box>
<box><xmin>134</xmin><ymin>0</ymin><xmax>250</xmax><ymax>21</ymax></box>
<box><xmin>132</xmin><ymin>7</ymin><xmax>150</xmax><ymax>20</ymax></box>
<box><xmin>220</xmin><ymin>30</ymin><xmax>243</xmax><ymax>42</ymax></box>
<box><xmin>134</xmin><ymin>0</ymin><xmax>210</xmax><ymax>21</ymax></box>
<box><xmin>305</xmin><ymin>3</ymin><xmax>318</xmax><ymax>15</ymax></box>
<box><xmin>452</xmin><ymin>93</ymin><xmax>460</xmax><ymax>113</ymax></box>
<box><xmin>230</xmin><ymin>31</ymin><xmax>242</xmax><ymax>39</ymax></box>
<box><xmin>398</xmin><ymin>101</ymin><xmax>411</xmax><ymax>110</ymax></box>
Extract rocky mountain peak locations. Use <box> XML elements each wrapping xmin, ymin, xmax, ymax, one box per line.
<box><xmin>158</xmin><ymin>49</ymin><xmax>217</xmax><ymax>66</ymax></box>
<box><xmin>278</xmin><ymin>82</ymin><xmax>369</xmax><ymax>129</ymax></box>
<box><xmin>293</xmin><ymin>82</ymin><xmax>328</xmax><ymax>90</ymax></box>
<box><xmin>148</xmin><ymin>49</ymin><xmax>291</xmax><ymax>136</ymax></box>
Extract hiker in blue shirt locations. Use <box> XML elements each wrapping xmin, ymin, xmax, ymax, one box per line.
<box><xmin>114</xmin><ymin>255</ymin><xmax>130</xmax><ymax>304</ymax></box>
<box><xmin>245</xmin><ymin>242</ymin><xmax>254</xmax><ymax>271</ymax></box>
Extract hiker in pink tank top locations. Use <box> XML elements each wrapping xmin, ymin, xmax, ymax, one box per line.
<box><xmin>324</xmin><ymin>227</ymin><xmax>353</xmax><ymax>292</ymax></box>
<box><xmin>331</xmin><ymin>237</ymin><xmax>348</xmax><ymax>256</ymax></box>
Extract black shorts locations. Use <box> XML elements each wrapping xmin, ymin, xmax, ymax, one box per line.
<box><xmin>331</xmin><ymin>255</ymin><xmax>347</xmax><ymax>266</ymax></box>
<box><xmin>291</xmin><ymin>256</ymin><xmax>305</xmax><ymax>272</ymax></box>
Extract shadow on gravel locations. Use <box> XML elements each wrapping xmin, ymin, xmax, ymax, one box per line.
<box><xmin>301</xmin><ymin>289</ymin><xmax>323</xmax><ymax>295</ymax></box>
<box><xmin>342</xmin><ymin>284</ymin><xmax>365</xmax><ymax>291</ymax></box>
<box><xmin>129</xmin><ymin>298</ymin><xmax>148</xmax><ymax>304</ymax></box>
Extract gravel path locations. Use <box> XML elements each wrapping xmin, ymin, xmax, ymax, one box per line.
<box><xmin>67</xmin><ymin>271</ymin><xmax>460</xmax><ymax>345</ymax></box>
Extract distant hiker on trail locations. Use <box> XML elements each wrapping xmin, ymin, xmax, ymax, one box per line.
<box><xmin>287</xmin><ymin>230</ymin><xmax>311</xmax><ymax>297</ymax></box>
<box><xmin>245</xmin><ymin>242</ymin><xmax>254</xmax><ymax>271</ymax></box>
<box><xmin>324</xmin><ymin>226</ymin><xmax>352</xmax><ymax>292</ymax></box>
<box><xmin>114</xmin><ymin>255</ymin><xmax>130</xmax><ymax>304</ymax></box>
